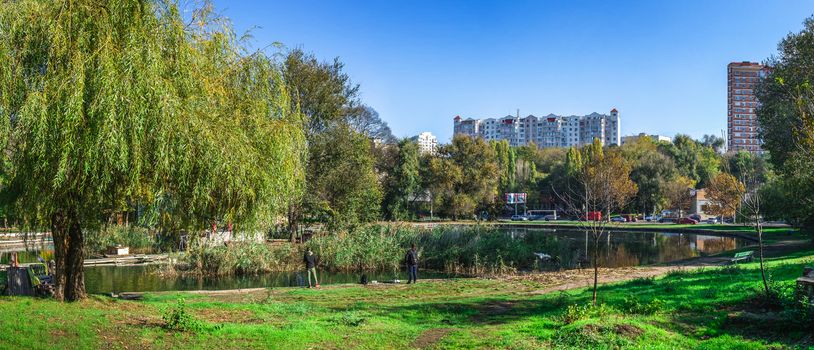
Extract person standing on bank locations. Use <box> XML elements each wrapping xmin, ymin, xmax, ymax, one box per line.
<box><xmin>405</xmin><ymin>244</ymin><xmax>419</xmax><ymax>284</ymax></box>
<box><xmin>303</xmin><ymin>247</ymin><xmax>319</xmax><ymax>288</ymax></box>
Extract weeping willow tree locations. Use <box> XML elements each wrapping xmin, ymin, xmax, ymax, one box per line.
<box><xmin>0</xmin><ymin>0</ymin><xmax>305</xmax><ymax>301</ymax></box>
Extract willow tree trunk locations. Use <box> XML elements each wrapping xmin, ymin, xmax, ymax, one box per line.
<box><xmin>51</xmin><ymin>211</ymin><xmax>86</xmax><ymax>301</ymax></box>
<box><xmin>288</xmin><ymin>205</ymin><xmax>298</xmax><ymax>243</ymax></box>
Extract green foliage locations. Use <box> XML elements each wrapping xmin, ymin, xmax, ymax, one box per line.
<box><xmin>183</xmin><ymin>241</ymin><xmax>298</xmax><ymax>276</ymax></box>
<box><xmin>559</xmin><ymin>303</ymin><xmax>615</xmax><ymax>325</ymax></box>
<box><xmin>552</xmin><ymin>321</ymin><xmax>640</xmax><ymax>349</ymax></box>
<box><xmin>382</xmin><ymin>139</ymin><xmax>421</xmax><ymax>220</ymax></box>
<box><xmin>757</xmin><ymin>16</ymin><xmax>814</xmax><ymax>234</ymax></box>
<box><xmin>0</xmin><ymin>0</ymin><xmax>305</xmax><ymax>299</ymax></box>
<box><xmin>659</xmin><ymin>135</ymin><xmax>720</xmax><ymax>188</ymax></box>
<box><xmin>162</xmin><ymin>298</ymin><xmax>205</xmax><ymax>333</ymax></box>
<box><xmin>305</xmin><ymin>124</ymin><xmax>381</xmax><ymax>231</ymax></box>
<box><xmin>0</xmin><ymin>0</ymin><xmax>305</xmax><ymax>229</ymax></box>
<box><xmin>84</xmin><ymin>226</ymin><xmax>156</xmax><ymax>255</ymax></box>
<box><xmin>424</xmin><ymin>136</ymin><xmax>499</xmax><ymax>220</ymax></box>
<box><xmin>619</xmin><ymin>297</ymin><xmax>665</xmax><ymax>315</ymax></box>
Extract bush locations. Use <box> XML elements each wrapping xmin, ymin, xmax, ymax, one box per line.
<box><xmin>620</xmin><ymin>297</ymin><xmax>665</xmax><ymax>315</ymax></box>
<box><xmin>162</xmin><ymin>298</ymin><xmax>205</xmax><ymax>333</ymax></box>
<box><xmin>560</xmin><ymin>303</ymin><xmax>615</xmax><ymax>325</ymax></box>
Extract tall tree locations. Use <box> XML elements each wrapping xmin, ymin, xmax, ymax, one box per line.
<box><xmin>427</xmin><ymin>136</ymin><xmax>499</xmax><ymax>220</ymax></box>
<box><xmin>557</xmin><ymin>140</ymin><xmax>637</xmax><ymax>305</ymax></box>
<box><xmin>283</xmin><ymin>49</ymin><xmax>385</xmax><ymax>235</ymax></box>
<box><xmin>705</xmin><ymin>173</ymin><xmax>746</xmax><ymax>221</ymax></box>
<box><xmin>0</xmin><ymin>0</ymin><xmax>305</xmax><ymax>300</ymax></box>
<box><xmin>701</xmin><ymin>134</ymin><xmax>726</xmax><ymax>153</ymax></box>
<box><xmin>756</xmin><ymin>16</ymin><xmax>814</xmax><ymax>237</ymax></box>
<box><xmin>663</xmin><ymin>176</ymin><xmax>696</xmax><ymax>218</ymax></box>
<box><xmin>382</xmin><ymin>139</ymin><xmax>421</xmax><ymax>220</ymax></box>
<box><xmin>306</xmin><ymin>124</ymin><xmax>381</xmax><ymax>230</ymax></box>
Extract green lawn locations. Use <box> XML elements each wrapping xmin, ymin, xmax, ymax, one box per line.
<box><xmin>1</xmin><ymin>250</ymin><xmax>813</xmax><ymax>349</ymax></box>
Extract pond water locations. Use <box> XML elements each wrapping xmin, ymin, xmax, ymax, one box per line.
<box><xmin>492</xmin><ymin>228</ymin><xmax>752</xmax><ymax>269</ymax></box>
<box><xmin>1</xmin><ymin>228</ymin><xmax>753</xmax><ymax>294</ymax></box>
<box><xmin>83</xmin><ymin>266</ymin><xmax>454</xmax><ymax>294</ymax></box>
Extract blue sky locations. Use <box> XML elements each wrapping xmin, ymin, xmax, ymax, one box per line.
<box><xmin>212</xmin><ymin>0</ymin><xmax>813</xmax><ymax>142</ymax></box>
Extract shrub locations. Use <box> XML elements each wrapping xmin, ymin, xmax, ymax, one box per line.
<box><xmin>560</xmin><ymin>303</ymin><xmax>615</xmax><ymax>325</ymax></box>
<box><xmin>162</xmin><ymin>298</ymin><xmax>205</xmax><ymax>333</ymax></box>
<box><xmin>620</xmin><ymin>297</ymin><xmax>665</xmax><ymax>315</ymax></box>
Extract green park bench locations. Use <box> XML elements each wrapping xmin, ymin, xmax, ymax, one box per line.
<box><xmin>730</xmin><ymin>251</ymin><xmax>754</xmax><ymax>264</ymax></box>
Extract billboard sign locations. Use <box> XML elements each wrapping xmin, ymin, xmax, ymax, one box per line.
<box><xmin>505</xmin><ymin>193</ymin><xmax>527</xmax><ymax>204</ymax></box>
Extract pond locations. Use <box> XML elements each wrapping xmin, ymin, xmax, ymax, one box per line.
<box><xmin>1</xmin><ymin>228</ymin><xmax>753</xmax><ymax>294</ymax></box>
<box><xmin>83</xmin><ymin>265</ymin><xmax>454</xmax><ymax>294</ymax></box>
<box><xmin>491</xmin><ymin>228</ymin><xmax>752</xmax><ymax>269</ymax></box>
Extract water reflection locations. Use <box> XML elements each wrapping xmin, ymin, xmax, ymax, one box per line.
<box><xmin>83</xmin><ymin>265</ymin><xmax>455</xmax><ymax>294</ymax></box>
<box><xmin>495</xmin><ymin>228</ymin><xmax>750</xmax><ymax>269</ymax></box>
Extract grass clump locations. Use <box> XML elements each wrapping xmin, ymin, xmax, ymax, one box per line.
<box><xmin>332</xmin><ymin>310</ymin><xmax>368</xmax><ymax>327</ymax></box>
<box><xmin>552</xmin><ymin>321</ymin><xmax>643</xmax><ymax>349</ymax></box>
<box><xmin>162</xmin><ymin>298</ymin><xmax>206</xmax><ymax>333</ymax></box>
<box><xmin>560</xmin><ymin>303</ymin><xmax>615</xmax><ymax>325</ymax></box>
<box><xmin>619</xmin><ymin>297</ymin><xmax>665</xmax><ymax>315</ymax></box>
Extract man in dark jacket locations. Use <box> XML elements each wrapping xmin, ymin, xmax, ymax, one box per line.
<box><xmin>405</xmin><ymin>244</ymin><xmax>418</xmax><ymax>284</ymax></box>
<box><xmin>303</xmin><ymin>247</ymin><xmax>319</xmax><ymax>288</ymax></box>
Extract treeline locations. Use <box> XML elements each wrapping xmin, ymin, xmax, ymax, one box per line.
<box><xmin>379</xmin><ymin>132</ymin><xmax>776</xmax><ymax>222</ymax></box>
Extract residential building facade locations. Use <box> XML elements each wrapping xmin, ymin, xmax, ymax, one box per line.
<box><xmin>727</xmin><ymin>61</ymin><xmax>767</xmax><ymax>153</ymax></box>
<box><xmin>453</xmin><ymin>109</ymin><xmax>620</xmax><ymax>148</ymax></box>
<box><xmin>411</xmin><ymin>131</ymin><xmax>438</xmax><ymax>155</ymax></box>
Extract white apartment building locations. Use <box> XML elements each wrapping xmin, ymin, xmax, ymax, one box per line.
<box><xmin>411</xmin><ymin>131</ymin><xmax>438</xmax><ymax>155</ymax></box>
<box><xmin>453</xmin><ymin>109</ymin><xmax>620</xmax><ymax>148</ymax></box>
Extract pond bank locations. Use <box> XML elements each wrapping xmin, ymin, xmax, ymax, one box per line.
<box><xmin>135</xmin><ymin>238</ymin><xmax>811</xmax><ymax>298</ymax></box>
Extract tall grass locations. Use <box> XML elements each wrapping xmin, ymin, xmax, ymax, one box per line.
<box><xmin>179</xmin><ymin>224</ymin><xmax>561</xmax><ymax>276</ymax></box>
<box><xmin>307</xmin><ymin>224</ymin><xmax>538</xmax><ymax>275</ymax></box>
<box><xmin>182</xmin><ymin>241</ymin><xmax>299</xmax><ymax>276</ymax></box>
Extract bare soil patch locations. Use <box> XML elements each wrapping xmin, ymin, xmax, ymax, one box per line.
<box><xmin>411</xmin><ymin>328</ymin><xmax>453</xmax><ymax>349</ymax></box>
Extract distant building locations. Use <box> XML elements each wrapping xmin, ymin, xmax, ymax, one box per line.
<box><xmin>621</xmin><ymin>133</ymin><xmax>672</xmax><ymax>145</ymax></box>
<box><xmin>690</xmin><ymin>189</ymin><xmax>709</xmax><ymax>218</ymax></box>
<box><xmin>453</xmin><ymin>109</ymin><xmax>621</xmax><ymax>148</ymax></box>
<box><xmin>411</xmin><ymin>131</ymin><xmax>438</xmax><ymax>155</ymax></box>
<box><xmin>727</xmin><ymin>61</ymin><xmax>768</xmax><ymax>153</ymax></box>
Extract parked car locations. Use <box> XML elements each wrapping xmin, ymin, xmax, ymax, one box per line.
<box><xmin>705</xmin><ymin>217</ymin><xmax>720</xmax><ymax>224</ymax></box>
<box><xmin>658</xmin><ymin>217</ymin><xmax>676</xmax><ymax>223</ymax></box>
<box><xmin>676</xmin><ymin>217</ymin><xmax>699</xmax><ymax>224</ymax></box>
<box><xmin>511</xmin><ymin>215</ymin><xmax>528</xmax><ymax>221</ymax></box>
<box><xmin>610</xmin><ymin>216</ymin><xmax>627</xmax><ymax>223</ymax></box>
<box><xmin>688</xmin><ymin>214</ymin><xmax>702</xmax><ymax>222</ymax></box>
<box><xmin>543</xmin><ymin>214</ymin><xmax>557</xmax><ymax>221</ymax></box>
